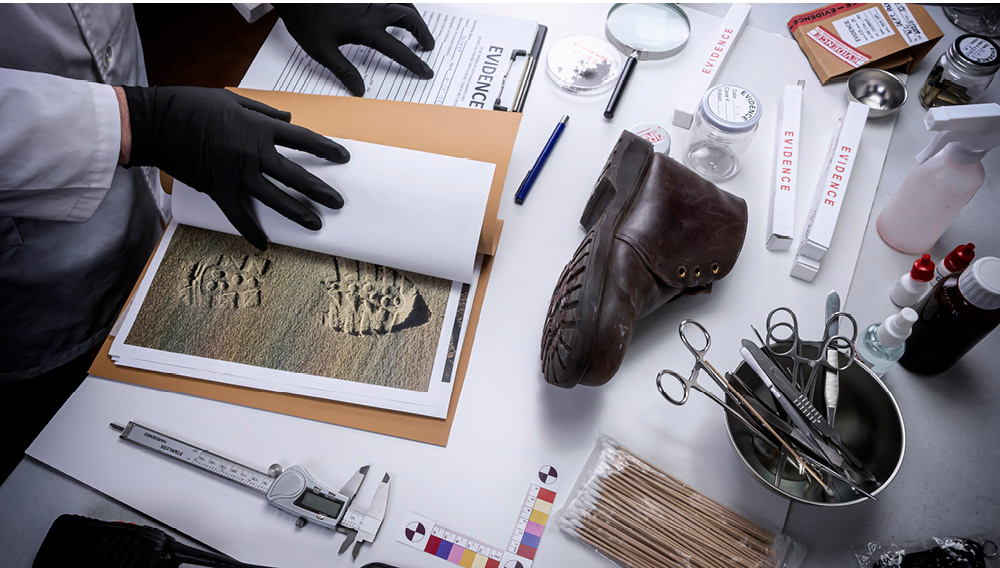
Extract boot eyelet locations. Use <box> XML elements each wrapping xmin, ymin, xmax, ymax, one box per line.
<box><xmin>677</xmin><ymin>266</ymin><xmax>686</xmax><ymax>278</ymax></box>
<box><xmin>711</xmin><ymin>262</ymin><xmax>720</xmax><ymax>274</ymax></box>
<box><xmin>693</xmin><ymin>266</ymin><xmax>702</xmax><ymax>278</ymax></box>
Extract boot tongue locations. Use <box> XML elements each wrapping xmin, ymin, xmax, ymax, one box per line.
<box><xmin>616</xmin><ymin>154</ymin><xmax>748</xmax><ymax>290</ymax></box>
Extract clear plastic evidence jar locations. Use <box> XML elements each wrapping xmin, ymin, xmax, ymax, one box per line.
<box><xmin>683</xmin><ymin>85</ymin><xmax>762</xmax><ymax>182</ymax></box>
<box><xmin>920</xmin><ymin>34</ymin><xmax>1000</xmax><ymax>108</ymax></box>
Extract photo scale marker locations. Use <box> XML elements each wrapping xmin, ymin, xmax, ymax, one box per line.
<box><xmin>398</xmin><ymin>463</ymin><xmax>560</xmax><ymax>568</ymax></box>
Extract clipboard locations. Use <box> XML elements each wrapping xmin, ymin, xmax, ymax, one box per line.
<box><xmin>90</xmin><ymin>90</ymin><xmax>522</xmax><ymax>447</ymax></box>
<box><xmin>494</xmin><ymin>24</ymin><xmax>548</xmax><ymax>113</ymax></box>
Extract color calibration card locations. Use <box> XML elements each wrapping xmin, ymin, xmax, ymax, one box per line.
<box><xmin>398</xmin><ymin>464</ymin><xmax>561</xmax><ymax>568</ymax></box>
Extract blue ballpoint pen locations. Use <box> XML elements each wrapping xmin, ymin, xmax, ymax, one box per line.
<box><xmin>515</xmin><ymin>115</ymin><xmax>569</xmax><ymax>204</ymax></box>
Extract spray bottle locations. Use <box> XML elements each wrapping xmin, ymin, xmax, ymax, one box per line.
<box><xmin>876</xmin><ymin>103</ymin><xmax>1000</xmax><ymax>254</ymax></box>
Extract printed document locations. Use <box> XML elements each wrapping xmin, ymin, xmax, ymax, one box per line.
<box><xmin>241</xmin><ymin>4</ymin><xmax>539</xmax><ymax>109</ymax></box>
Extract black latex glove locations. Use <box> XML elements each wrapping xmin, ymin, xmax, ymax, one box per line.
<box><xmin>274</xmin><ymin>3</ymin><xmax>436</xmax><ymax>97</ymax></box>
<box><xmin>123</xmin><ymin>86</ymin><xmax>348</xmax><ymax>250</ymax></box>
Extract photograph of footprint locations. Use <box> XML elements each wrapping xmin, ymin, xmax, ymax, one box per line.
<box><xmin>125</xmin><ymin>224</ymin><xmax>455</xmax><ymax>392</ymax></box>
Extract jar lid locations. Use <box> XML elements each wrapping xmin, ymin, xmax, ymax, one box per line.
<box><xmin>958</xmin><ymin>256</ymin><xmax>1000</xmax><ymax>310</ymax></box>
<box><xmin>950</xmin><ymin>34</ymin><xmax>1000</xmax><ymax>75</ymax></box>
<box><xmin>627</xmin><ymin>122</ymin><xmax>671</xmax><ymax>154</ymax></box>
<box><xmin>700</xmin><ymin>85</ymin><xmax>762</xmax><ymax>133</ymax></box>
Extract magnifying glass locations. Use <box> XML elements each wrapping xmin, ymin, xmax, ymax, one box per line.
<box><xmin>603</xmin><ymin>3</ymin><xmax>691</xmax><ymax>119</ymax></box>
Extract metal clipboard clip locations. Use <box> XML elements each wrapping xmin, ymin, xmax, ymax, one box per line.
<box><xmin>494</xmin><ymin>25</ymin><xmax>548</xmax><ymax>113</ymax></box>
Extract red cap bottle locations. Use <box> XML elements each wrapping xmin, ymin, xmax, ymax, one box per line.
<box><xmin>891</xmin><ymin>254</ymin><xmax>936</xmax><ymax>308</ymax></box>
<box><xmin>934</xmin><ymin>243</ymin><xmax>976</xmax><ymax>284</ymax></box>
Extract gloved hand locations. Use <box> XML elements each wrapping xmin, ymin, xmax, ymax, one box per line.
<box><xmin>274</xmin><ymin>4</ymin><xmax>436</xmax><ymax>97</ymax></box>
<box><xmin>122</xmin><ymin>86</ymin><xmax>348</xmax><ymax>250</ymax></box>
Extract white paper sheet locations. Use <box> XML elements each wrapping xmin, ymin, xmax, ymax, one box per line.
<box><xmin>241</xmin><ymin>4</ymin><xmax>540</xmax><ymax>110</ymax></box>
<box><xmin>173</xmin><ymin>140</ymin><xmax>495</xmax><ymax>285</ymax></box>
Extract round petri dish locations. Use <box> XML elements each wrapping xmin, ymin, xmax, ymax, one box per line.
<box><xmin>546</xmin><ymin>35</ymin><xmax>625</xmax><ymax>95</ymax></box>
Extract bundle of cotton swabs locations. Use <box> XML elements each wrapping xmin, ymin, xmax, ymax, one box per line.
<box><xmin>558</xmin><ymin>443</ymin><xmax>777</xmax><ymax>568</ymax></box>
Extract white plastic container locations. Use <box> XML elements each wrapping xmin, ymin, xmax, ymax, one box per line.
<box><xmin>877</xmin><ymin>103</ymin><xmax>1000</xmax><ymax>254</ymax></box>
<box><xmin>890</xmin><ymin>254</ymin><xmax>935</xmax><ymax>308</ymax></box>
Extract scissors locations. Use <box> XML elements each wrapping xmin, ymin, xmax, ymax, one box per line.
<box><xmin>763</xmin><ymin>307</ymin><xmax>858</xmax><ymax>396</ymax></box>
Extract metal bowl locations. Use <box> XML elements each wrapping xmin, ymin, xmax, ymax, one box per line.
<box><xmin>847</xmin><ymin>69</ymin><xmax>907</xmax><ymax>118</ymax></box>
<box><xmin>725</xmin><ymin>343</ymin><xmax>905</xmax><ymax>506</ymax></box>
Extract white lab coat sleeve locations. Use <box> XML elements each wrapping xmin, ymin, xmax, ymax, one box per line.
<box><xmin>0</xmin><ymin>67</ymin><xmax>121</xmax><ymax>222</ymax></box>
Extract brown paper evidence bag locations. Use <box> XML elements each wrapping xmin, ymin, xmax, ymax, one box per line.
<box><xmin>90</xmin><ymin>89</ymin><xmax>523</xmax><ymax>447</ymax></box>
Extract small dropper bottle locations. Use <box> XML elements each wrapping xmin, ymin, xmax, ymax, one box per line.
<box><xmin>890</xmin><ymin>254</ymin><xmax>935</xmax><ymax>308</ymax></box>
<box><xmin>857</xmin><ymin>308</ymin><xmax>918</xmax><ymax>376</ymax></box>
<box><xmin>933</xmin><ymin>243</ymin><xmax>976</xmax><ymax>285</ymax></box>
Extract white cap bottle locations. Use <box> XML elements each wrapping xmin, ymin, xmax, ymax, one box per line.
<box><xmin>890</xmin><ymin>254</ymin><xmax>935</xmax><ymax>308</ymax></box>
<box><xmin>857</xmin><ymin>308</ymin><xmax>918</xmax><ymax>377</ymax></box>
<box><xmin>877</xmin><ymin>103</ymin><xmax>1000</xmax><ymax>254</ymax></box>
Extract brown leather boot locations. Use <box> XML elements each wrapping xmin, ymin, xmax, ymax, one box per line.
<box><xmin>541</xmin><ymin>131</ymin><xmax>748</xmax><ymax>388</ymax></box>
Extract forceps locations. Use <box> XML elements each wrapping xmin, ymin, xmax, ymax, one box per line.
<box><xmin>763</xmin><ymin>307</ymin><xmax>858</xmax><ymax>395</ymax></box>
<box><xmin>657</xmin><ymin>320</ymin><xmax>737</xmax><ymax>408</ymax></box>
<box><xmin>657</xmin><ymin>320</ymin><xmax>768</xmax><ymax>437</ymax></box>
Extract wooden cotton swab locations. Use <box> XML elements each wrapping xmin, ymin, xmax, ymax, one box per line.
<box><xmin>610</xmin><ymin>447</ymin><xmax>774</xmax><ymax>542</ymax></box>
<box><xmin>582</xmin><ymin>488</ymin><xmax>732</xmax><ymax>568</ymax></box>
<box><xmin>600</xmin><ymin>466</ymin><xmax>772</xmax><ymax>549</ymax></box>
<box><xmin>604</xmin><ymin>466</ymin><xmax>773</xmax><ymax>553</ymax></box>
<box><xmin>577</xmin><ymin>480</ymin><xmax>771</xmax><ymax>568</ymax></box>
<box><xmin>591</xmin><ymin>482</ymin><xmax>766</xmax><ymax>568</ymax></box>
<box><xmin>576</xmin><ymin>491</ymin><xmax>707</xmax><ymax>567</ymax></box>
<box><xmin>561</xmin><ymin>509</ymin><xmax>677</xmax><ymax>568</ymax></box>
<box><xmin>558</xmin><ymin>444</ymin><xmax>782</xmax><ymax>568</ymax></box>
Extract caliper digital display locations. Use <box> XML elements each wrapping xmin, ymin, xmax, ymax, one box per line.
<box><xmin>295</xmin><ymin>489</ymin><xmax>346</xmax><ymax>518</ymax></box>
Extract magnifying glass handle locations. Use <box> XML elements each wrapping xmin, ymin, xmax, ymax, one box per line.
<box><xmin>604</xmin><ymin>52</ymin><xmax>638</xmax><ymax>120</ymax></box>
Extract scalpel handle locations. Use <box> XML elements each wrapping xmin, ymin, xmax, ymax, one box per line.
<box><xmin>824</xmin><ymin>361</ymin><xmax>839</xmax><ymax>426</ymax></box>
<box><xmin>823</xmin><ymin>290</ymin><xmax>840</xmax><ymax>426</ymax></box>
<box><xmin>824</xmin><ymin>290</ymin><xmax>841</xmax><ymax>426</ymax></box>
<box><xmin>741</xmin><ymin>348</ymin><xmax>823</xmax><ymax>448</ymax></box>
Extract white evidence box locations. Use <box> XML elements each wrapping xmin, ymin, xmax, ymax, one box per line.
<box><xmin>672</xmin><ymin>3</ymin><xmax>752</xmax><ymax>129</ymax></box>
<box><xmin>767</xmin><ymin>81</ymin><xmax>805</xmax><ymax>252</ymax></box>
<box><xmin>791</xmin><ymin>101</ymin><xmax>870</xmax><ymax>282</ymax></box>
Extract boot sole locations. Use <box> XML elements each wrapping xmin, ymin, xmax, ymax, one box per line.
<box><xmin>542</xmin><ymin>132</ymin><xmax>653</xmax><ymax>387</ymax></box>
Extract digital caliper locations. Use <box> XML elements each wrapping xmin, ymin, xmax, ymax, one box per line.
<box><xmin>110</xmin><ymin>421</ymin><xmax>389</xmax><ymax>558</ymax></box>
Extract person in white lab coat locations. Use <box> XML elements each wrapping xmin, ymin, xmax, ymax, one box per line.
<box><xmin>0</xmin><ymin>4</ymin><xmax>435</xmax><ymax>481</ymax></box>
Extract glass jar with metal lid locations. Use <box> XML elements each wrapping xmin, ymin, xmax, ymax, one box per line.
<box><xmin>683</xmin><ymin>85</ymin><xmax>761</xmax><ymax>182</ymax></box>
<box><xmin>920</xmin><ymin>34</ymin><xmax>1000</xmax><ymax>108</ymax></box>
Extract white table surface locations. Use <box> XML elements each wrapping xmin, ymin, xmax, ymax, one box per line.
<box><xmin>3</xmin><ymin>4</ymin><xmax>1000</xmax><ymax>568</ymax></box>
